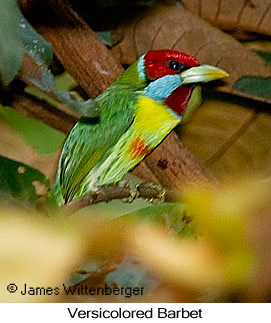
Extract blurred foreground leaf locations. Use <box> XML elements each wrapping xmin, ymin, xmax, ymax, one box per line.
<box><xmin>0</xmin><ymin>210</ymin><xmax>92</xmax><ymax>302</ymax></box>
<box><xmin>129</xmin><ymin>224</ymin><xmax>228</xmax><ymax>292</ymax></box>
<box><xmin>0</xmin><ymin>178</ymin><xmax>270</xmax><ymax>302</ymax></box>
<box><xmin>122</xmin><ymin>203</ymin><xmax>193</xmax><ymax>236</ymax></box>
<box><xmin>182</xmin><ymin>178</ymin><xmax>271</xmax><ymax>300</ymax></box>
<box><xmin>0</xmin><ymin>207</ymin><xmax>134</xmax><ymax>302</ymax></box>
<box><xmin>122</xmin><ymin>178</ymin><xmax>271</xmax><ymax>300</ymax></box>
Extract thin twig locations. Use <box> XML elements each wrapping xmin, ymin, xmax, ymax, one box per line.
<box><xmin>62</xmin><ymin>183</ymin><xmax>181</xmax><ymax>215</ymax></box>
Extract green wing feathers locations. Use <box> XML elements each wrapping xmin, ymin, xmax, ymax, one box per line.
<box><xmin>53</xmin><ymin>85</ymin><xmax>139</xmax><ymax>205</ymax></box>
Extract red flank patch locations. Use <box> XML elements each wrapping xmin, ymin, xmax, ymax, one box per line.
<box><xmin>129</xmin><ymin>137</ymin><xmax>151</xmax><ymax>159</ymax></box>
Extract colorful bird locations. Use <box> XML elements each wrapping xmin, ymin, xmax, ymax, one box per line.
<box><xmin>53</xmin><ymin>49</ymin><xmax>228</xmax><ymax>206</ymax></box>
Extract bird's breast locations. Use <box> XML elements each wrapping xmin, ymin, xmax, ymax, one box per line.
<box><xmin>134</xmin><ymin>95</ymin><xmax>181</xmax><ymax>134</ymax></box>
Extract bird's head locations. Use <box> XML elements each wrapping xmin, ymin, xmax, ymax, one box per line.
<box><xmin>143</xmin><ymin>49</ymin><xmax>201</xmax><ymax>80</ymax></box>
<box><xmin>117</xmin><ymin>49</ymin><xmax>228</xmax><ymax>119</ymax></box>
<box><xmin>143</xmin><ymin>49</ymin><xmax>228</xmax><ymax>85</ymax></box>
<box><xmin>142</xmin><ymin>49</ymin><xmax>228</xmax><ymax>119</ymax></box>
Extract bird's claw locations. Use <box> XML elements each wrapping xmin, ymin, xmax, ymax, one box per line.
<box><xmin>118</xmin><ymin>181</ymin><xmax>166</xmax><ymax>204</ymax></box>
<box><xmin>119</xmin><ymin>180</ymin><xmax>139</xmax><ymax>203</ymax></box>
<box><xmin>140</xmin><ymin>182</ymin><xmax>166</xmax><ymax>204</ymax></box>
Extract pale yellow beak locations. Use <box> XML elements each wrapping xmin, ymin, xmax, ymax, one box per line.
<box><xmin>180</xmin><ymin>64</ymin><xmax>229</xmax><ymax>84</ymax></box>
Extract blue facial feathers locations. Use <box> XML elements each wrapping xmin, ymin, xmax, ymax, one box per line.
<box><xmin>143</xmin><ymin>74</ymin><xmax>181</xmax><ymax>101</ymax></box>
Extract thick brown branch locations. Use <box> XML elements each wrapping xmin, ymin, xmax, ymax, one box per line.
<box><xmin>7</xmin><ymin>92</ymin><xmax>77</xmax><ymax>134</ymax></box>
<box><xmin>35</xmin><ymin>0</ymin><xmax>124</xmax><ymax>98</ymax></box>
<box><xmin>62</xmin><ymin>184</ymin><xmax>181</xmax><ymax>215</ymax></box>
<box><xmin>133</xmin><ymin>132</ymin><xmax>218</xmax><ymax>190</ymax></box>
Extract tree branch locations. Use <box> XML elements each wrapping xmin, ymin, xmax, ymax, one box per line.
<box><xmin>133</xmin><ymin>132</ymin><xmax>218</xmax><ymax>189</ymax></box>
<box><xmin>6</xmin><ymin>91</ymin><xmax>77</xmax><ymax>133</ymax></box>
<box><xmin>62</xmin><ymin>183</ymin><xmax>181</xmax><ymax>215</ymax></box>
<box><xmin>35</xmin><ymin>0</ymin><xmax>124</xmax><ymax>98</ymax></box>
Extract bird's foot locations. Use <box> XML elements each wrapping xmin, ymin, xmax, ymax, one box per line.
<box><xmin>118</xmin><ymin>180</ymin><xmax>166</xmax><ymax>204</ymax></box>
<box><xmin>118</xmin><ymin>180</ymin><xmax>139</xmax><ymax>203</ymax></box>
<box><xmin>140</xmin><ymin>181</ymin><xmax>166</xmax><ymax>204</ymax></box>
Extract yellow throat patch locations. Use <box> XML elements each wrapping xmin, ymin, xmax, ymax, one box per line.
<box><xmin>134</xmin><ymin>95</ymin><xmax>180</xmax><ymax>133</ymax></box>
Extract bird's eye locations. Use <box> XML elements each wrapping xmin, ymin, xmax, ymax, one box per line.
<box><xmin>167</xmin><ymin>60</ymin><xmax>187</xmax><ymax>73</ymax></box>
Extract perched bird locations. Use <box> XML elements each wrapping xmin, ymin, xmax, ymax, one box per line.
<box><xmin>53</xmin><ymin>49</ymin><xmax>228</xmax><ymax>206</ymax></box>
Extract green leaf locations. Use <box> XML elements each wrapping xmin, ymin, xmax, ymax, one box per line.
<box><xmin>97</xmin><ymin>31</ymin><xmax>113</xmax><ymax>47</ymax></box>
<box><xmin>56</xmin><ymin>91</ymin><xmax>100</xmax><ymax>117</ymax></box>
<box><xmin>19</xmin><ymin>15</ymin><xmax>53</xmax><ymax>66</ymax></box>
<box><xmin>0</xmin><ymin>105</ymin><xmax>65</xmax><ymax>155</ymax></box>
<box><xmin>178</xmin><ymin>220</ymin><xmax>197</xmax><ymax>238</ymax></box>
<box><xmin>121</xmin><ymin>203</ymin><xmax>188</xmax><ymax>235</ymax></box>
<box><xmin>23</xmin><ymin>67</ymin><xmax>100</xmax><ymax>118</ymax></box>
<box><xmin>0</xmin><ymin>155</ymin><xmax>50</xmax><ymax>205</ymax></box>
<box><xmin>16</xmin><ymin>11</ymin><xmax>100</xmax><ymax>118</ymax></box>
<box><xmin>233</xmin><ymin>76</ymin><xmax>271</xmax><ymax>101</ymax></box>
<box><xmin>0</xmin><ymin>0</ymin><xmax>24</xmax><ymax>85</ymax></box>
<box><xmin>253</xmin><ymin>50</ymin><xmax>271</xmax><ymax>65</ymax></box>
<box><xmin>97</xmin><ymin>31</ymin><xmax>124</xmax><ymax>48</ymax></box>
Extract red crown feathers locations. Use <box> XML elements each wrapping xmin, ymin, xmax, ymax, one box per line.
<box><xmin>144</xmin><ymin>49</ymin><xmax>200</xmax><ymax>79</ymax></box>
